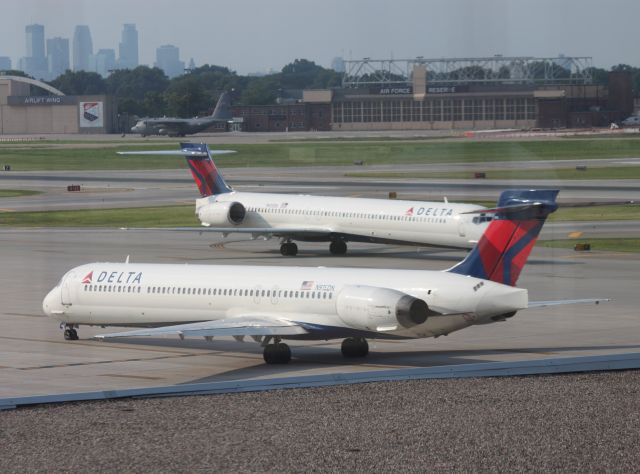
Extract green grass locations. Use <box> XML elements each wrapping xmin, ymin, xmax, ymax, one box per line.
<box><xmin>2</xmin><ymin>138</ymin><xmax>640</xmax><ymax>171</ymax></box>
<box><xmin>346</xmin><ymin>166</ymin><xmax>640</xmax><ymax>180</ymax></box>
<box><xmin>0</xmin><ymin>205</ymin><xmax>197</xmax><ymax>227</ymax></box>
<box><xmin>538</xmin><ymin>238</ymin><xmax>640</xmax><ymax>253</ymax></box>
<box><xmin>550</xmin><ymin>205</ymin><xmax>640</xmax><ymax>221</ymax></box>
<box><xmin>0</xmin><ymin>189</ymin><xmax>41</xmax><ymax>198</ymax></box>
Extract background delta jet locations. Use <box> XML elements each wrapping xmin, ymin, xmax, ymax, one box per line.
<box><xmin>119</xmin><ymin>143</ymin><xmax>494</xmax><ymax>256</ymax></box>
<box><xmin>43</xmin><ymin>190</ymin><xmax>606</xmax><ymax>364</ymax></box>
<box><xmin>130</xmin><ymin>92</ymin><xmax>232</xmax><ymax>137</ymax></box>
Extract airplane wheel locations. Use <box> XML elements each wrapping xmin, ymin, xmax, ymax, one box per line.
<box><xmin>64</xmin><ymin>328</ymin><xmax>79</xmax><ymax>341</ymax></box>
<box><xmin>263</xmin><ymin>343</ymin><xmax>292</xmax><ymax>364</ymax></box>
<box><xmin>280</xmin><ymin>242</ymin><xmax>298</xmax><ymax>257</ymax></box>
<box><xmin>330</xmin><ymin>241</ymin><xmax>347</xmax><ymax>255</ymax></box>
<box><xmin>341</xmin><ymin>337</ymin><xmax>368</xmax><ymax>358</ymax></box>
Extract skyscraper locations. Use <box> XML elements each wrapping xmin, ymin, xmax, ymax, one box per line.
<box><xmin>26</xmin><ymin>24</ymin><xmax>45</xmax><ymax>59</ymax></box>
<box><xmin>118</xmin><ymin>24</ymin><xmax>138</xmax><ymax>70</ymax></box>
<box><xmin>73</xmin><ymin>25</ymin><xmax>93</xmax><ymax>72</ymax></box>
<box><xmin>47</xmin><ymin>37</ymin><xmax>70</xmax><ymax>79</ymax></box>
<box><xmin>21</xmin><ymin>24</ymin><xmax>48</xmax><ymax>79</ymax></box>
<box><xmin>0</xmin><ymin>57</ymin><xmax>11</xmax><ymax>71</ymax></box>
<box><xmin>92</xmin><ymin>49</ymin><xmax>116</xmax><ymax>77</ymax></box>
<box><xmin>154</xmin><ymin>44</ymin><xmax>185</xmax><ymax>78</ymax></box>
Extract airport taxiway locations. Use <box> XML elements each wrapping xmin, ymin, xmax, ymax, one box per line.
<box><xmin>1</xmin><ymin>228</ymin><xmax>638</xmax><ymax>399</ymax></box>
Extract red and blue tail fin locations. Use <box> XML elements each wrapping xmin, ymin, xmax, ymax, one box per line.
<box><xmin>180</xmin><ymin>142</ymin><xmax>232</xmax><ymax>197</ymax></box>
<box><xmin>447</xmin><ymin>189</ymin><xmax>559</xmax><ymax>286</ymax></box>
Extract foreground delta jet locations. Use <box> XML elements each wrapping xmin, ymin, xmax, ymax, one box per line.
<box><xmin>130</xmin><ymin>92</ymin><xmax>232</xmax><ymax>137</ymax></box>
<box><xmin>119</xmin><ymin>143</ymin><xmax>493</xmax><ymax>255</ymax></box>
<box><xmin>43</xmin><ymin>190</ymin><xmax>606</xmax><ymax>364</ymax></box>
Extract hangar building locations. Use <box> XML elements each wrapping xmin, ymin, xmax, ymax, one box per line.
<box><xmin>0</xmin><ymin>75</ymin><xmax>116</xmax><ymax>134</ymax></box>
<box><xmin>232</xmin><ymin>56</ymin><xmax>633</xmax><ymax>132</ymax></box>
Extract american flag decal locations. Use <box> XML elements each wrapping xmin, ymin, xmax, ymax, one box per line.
<box><xmin>301</xmin><ymin>281</ymin><xmax>314</xmax><ymax>290</ymax></box>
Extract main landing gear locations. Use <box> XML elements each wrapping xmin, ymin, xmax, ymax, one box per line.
<box><xmin>280</xmin><ymin>241</ymin><xmax>298</xmax><ymax>256</ymax></box>
<box><xmin>341</xmin><ymin>337</ymin><xmax>369</xmax><ymax>358</ymax></box>
<box><xmin>263</xmin><ymin>339</ymin><xmax>292</xmax><ymax>364</ymax></box>
<box><xmin>329</xmin><ymin>240</ymin><xmax>347</xmax><ymax>256</ymax></box>
<box><xmin>63</xmin><ymin>324</ymin><xmax>79</xmax><ymax>341</ymax></box>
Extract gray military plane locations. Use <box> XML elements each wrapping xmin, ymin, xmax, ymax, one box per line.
<box><xmin>130</xmin><ymin>92</ymin><xmax>232</xmax><ymax>137</ymax></box>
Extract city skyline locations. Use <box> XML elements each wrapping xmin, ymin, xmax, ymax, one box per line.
<box><xmin>1</xmin><ymin>0</ymin><xmax>639</xmax><ymax>76</ymax></box>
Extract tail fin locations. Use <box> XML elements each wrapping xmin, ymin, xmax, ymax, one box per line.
<box><xmin>447</xmin><ymin>189</ymin><xmax>559</xmax><ymax>286</ymax></box>
<box><xmin>210</xmin><ymin>92</ymin><xmax>232</xmax><ymax>120</ymax></box>
<box><xmin>180</xmin><ymin>142</ymin><xmax>232</xmax><ymax>197</ymax></box>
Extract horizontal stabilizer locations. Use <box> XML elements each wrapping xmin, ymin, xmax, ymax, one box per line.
<box><xmin>94</xmin><ymin>316</ymin><xmax>308</xmax><ymax>339</ymax></box>
<box><xmin>528</xmin><ymin>298</ymin><xmax>610</xmax><ymax>308</ymax></box>
<box><xmin>117</xmin><ymin>149</ymin><xmax>236</xmax><ymax>156</ymax></box>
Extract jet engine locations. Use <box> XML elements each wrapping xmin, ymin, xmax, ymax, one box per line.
<box><xmin>336</xmin><ymin>285</ymin><xmax>433</xmax><ymax>332</ymax></box>
<box><xmin>197</xmin><ymin>201</ymin><xmax>246</xmax><ymax>226</ymax></box>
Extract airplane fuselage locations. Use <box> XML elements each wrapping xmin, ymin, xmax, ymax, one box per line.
<box><xmin>131</xmin><ymin>117</ymin><xmax>219</xmax><ymax>137</ymax></box>
<box><xmin>43</xmin><ymin>262</ymin><xmax>527</xmax><ymax>340</ymax></box>
<box><xmin>197</xmin><ymin>191</ymin><xmax>490</xmax><ymax>249</ymax></box>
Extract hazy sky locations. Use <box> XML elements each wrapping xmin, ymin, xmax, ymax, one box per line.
<box><xmin>1</xmin><ymin>0</ymin><xmax>638</xmax><ymax>74</ymax></box>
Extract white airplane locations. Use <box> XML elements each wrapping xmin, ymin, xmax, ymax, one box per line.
<box><xmin>43</xmin><ymin>189</ymin><xmax>606</xmax><ymax>364</ymax></box>
<box><xmin>118</xmin><ymin>143</ymin><xmax>493</xmax><ymax>256</ymax></box>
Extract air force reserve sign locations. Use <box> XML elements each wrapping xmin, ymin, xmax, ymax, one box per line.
<box><xmin>79</xmin><ymin>101</ymin><xmax>104</xmax><ymax>128</ymax></box>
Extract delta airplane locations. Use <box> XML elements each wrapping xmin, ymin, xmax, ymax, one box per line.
<box><xmin>119</xmin><ymin>143</ymin><xmax>494</xmax><ymax>256</ymax></box>
<box><xmin>43</xmin><ymin>189</ymin><xmax>606</xmax><ymax>364</ymax></box>
<box><xmin>130</xmin><ymin>92</ymin><xmax>232</xmax><ymax>137</ymax></box>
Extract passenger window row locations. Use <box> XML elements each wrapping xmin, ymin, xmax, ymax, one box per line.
<box><xmin>84</xmin><ymin>284</ymin><xmax>333</xmax><ymax>300</ymax></box>
<box><xmin>247</xmin><ymin>206</ymin><xmax>448</xmax><ymax>223</ymax></box>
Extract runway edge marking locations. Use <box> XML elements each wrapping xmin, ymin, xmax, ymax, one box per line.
<box><xmin>2</xmin><ymin>352</ymin><xmax>640</xmax><ymax>411</ymax></box>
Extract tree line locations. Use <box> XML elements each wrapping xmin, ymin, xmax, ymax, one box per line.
<box><xmin>46</xmin><ymin>58</ymin><xmax>342</xmax><ymax>118</ymax></box>
<box><xmin>2</xmin><ymin>59</ymin><xmax>639</xmax><ymax>118</ymax></box>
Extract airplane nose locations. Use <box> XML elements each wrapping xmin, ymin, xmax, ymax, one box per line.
<box><xmin>42</xmin><ymin>287</ymin><xmax>60</xmax><ymax>318</ymax></box>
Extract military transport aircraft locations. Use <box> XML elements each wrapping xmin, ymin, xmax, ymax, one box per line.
<box><xmin>130</xmin><ymin>92</ymin><xmax>232</xmax><ymax>137</ymax></box>
<box><xmin>118</xmin><ymin>143</ymin><xmax>495</xmax><ymax>256</ymax></box>
<box><xmin>42</xmin><ymin>189</ymin><xmax>606</xmax><ymax>364</ymax></box>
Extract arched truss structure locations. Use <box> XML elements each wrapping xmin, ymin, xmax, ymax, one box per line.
<box><xmin>342</xmin><ymin>56</ymin><xmax>594</xmax><ymax>88</ymax></box>
<box><xmin>0</xmin><ymin>75</ymin><xmax>65</xmax><ymax>96</ymax></box>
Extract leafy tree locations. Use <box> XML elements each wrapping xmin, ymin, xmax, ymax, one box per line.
<box><xmin>238</xmin><ymin>76</ymin><xmax>279</xmax><ymax>105</ymax></box>
<box><xmin>585</xmin><ymin>67</ymin><xmax>609</xmax><ymax>85</ymax></box>
<box><xmin>164</xmin><ymin>75</ymin><xmax>208</xmax><ymax>117</ymax></box>
<box><xmin>49</xmin><ymin>70</ymin><xmax>106</xmax><ymax>95</ymax></box>
<box><xmin>106</xmin><ymin>66</ymin><xmax>169</xmax><ymax>101</ymax></box>
<box><xmin>0</xmin><ymin>69</ymin><xmax>30</xmax><ymax>77</ymax></box>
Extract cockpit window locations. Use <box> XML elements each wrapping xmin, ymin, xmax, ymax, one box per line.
<box><xmin>472</xmin><ymin>214</ymin><xmax>494</xmax><ymax>225</ymax></box>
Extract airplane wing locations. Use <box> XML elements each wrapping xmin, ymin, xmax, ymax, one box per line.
<box><xmin>528</xmin><ymin>298</ymin><xmax>610</xmax><ymax>308</ymax></box>
<box><xmin>121</xmin><ymin>226</ymin><xmax>335</xmax><ymax>239</ymax></box>
<box><xmin>94</xmin><ymin>315</ymin><xmax>309</xmax><ymax>339</ymax></box>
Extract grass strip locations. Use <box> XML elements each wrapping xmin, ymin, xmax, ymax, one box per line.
<box><xmin>0</xmin><ymin>190</ymin><xmax>42</xmax><ymax>198</ymax></box>
<box><xmin>538</xmin><ymin>238</ymin><xmax>640</xmax><ymax>253</ymax></box>
<box><xmin>2</xmin><ymin>138</ymin><xmax>640</xmax><ymax>171</ymax></box>
<box><xmin>0</xmin><ymin>205</ymin><xmax>197</xmax><ymax>228</ymax></box>
<box><xmin>345</xmin><ymin>166</ymin><xmax>640</xmax><ymax>180</ymax></box>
